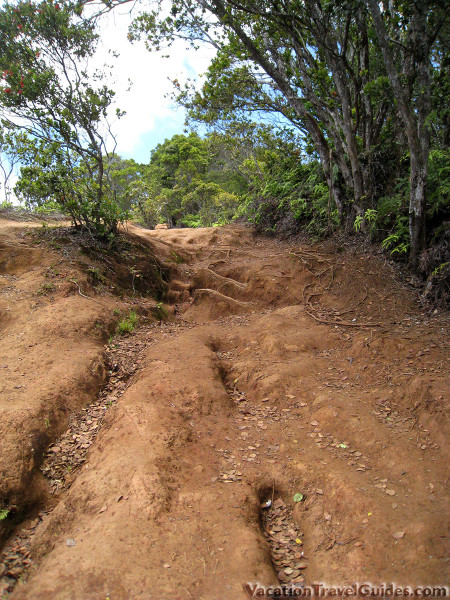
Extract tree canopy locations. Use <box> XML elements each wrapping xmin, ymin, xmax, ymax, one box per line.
<box><xmin>0</xmin><ymin>0</ymin><xmax>448</xmax><ymax>282</ymax></box>
<box><xmin>0</xmin><ymin>0</ymin><xmax>125</xmax><ymax>235</ymax></box>
<box><xmin>128</xmin><ymin>0</ymin><xmax>448</xmax><ymax>266</ymax></box>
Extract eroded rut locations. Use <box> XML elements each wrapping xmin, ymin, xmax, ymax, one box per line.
<box><xmin>260</xmin><ymin>496</ymin><xmax>308</xmax><ymax>585</ymax></box>
<box><xmin>0</xmin><ymin>321</ymin><xmax>158</xmax><ymax>594</ymax></box>
<box><xmin>0</xmin><ymin>224</ymin><xmax>448</xmax><ymax>600</ymax></box>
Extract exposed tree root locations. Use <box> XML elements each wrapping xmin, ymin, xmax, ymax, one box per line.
<box><xmin>192</xmin><ymin>268</ymin><xmax>247</xmax><ymax>300</ymax></box>
<box><xmin>69</xmin><ymin>279</ymin><xmax>102</xmax><ymax>304</ymax></box>
<box><xmin>193</xmin><ymin>288</ymin><xmax>251</xmax><ymax>308</ymax></box>
<box><xmin>305</xmin><ymin>309</ymin><xmax>383</xmax><ymax>327</ymax></box>
<box><xmin>204</xmin><ymin>268</ymin><xmax>247</xmax><ymax>290</ymax></box>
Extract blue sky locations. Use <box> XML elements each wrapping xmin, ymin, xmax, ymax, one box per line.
<box><xmin>118</xmin><ymin>111</ymin><xmax>187</xmax><ymax>163</ymax></box>
<box><xmin>95</xmin><ymin>9</ymin><xmax>214</xmax><ymax>163</ymax></box>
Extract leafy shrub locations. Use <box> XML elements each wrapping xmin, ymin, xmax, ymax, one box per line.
<box><xmin>241</xmin><ymin>156</ymin><xmax>333</xmax><ymax>237</ymax></box>
<box><xmin>420</xmin><ymin>225</ymin><xmax>450</xmax><ymax>307</ymax></box>
<box><xmin>181</xmin><ymin>214</ymin><xmax>203</xmax><ymax>228</ymax></box>
<box><xmin>427</xmin><ymin>149</ymin><xmax>450</xmax><ymax>226</ymax></box>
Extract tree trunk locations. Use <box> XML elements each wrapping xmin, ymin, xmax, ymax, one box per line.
<box><xmin>368</xmin><ymin>0</ymin><xmax>431</xmax><ymax>270</ymax></box>
<box><xmin>208</xmin><ymin>0</ymin><xmax>353</xmax><ymax>226</ymax></box>
<box><xmin>409</xmin><ymin>153</ymin><xmax>427</xmax><ymax>268</ymax></box>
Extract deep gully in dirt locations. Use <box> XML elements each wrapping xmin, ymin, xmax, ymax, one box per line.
<box><xmin>0</xmin><ymin>234</ymin><xmax>280</xmax><ymax>596</ymax></box>
<box><xmin>0</xmin><ymin>322</ymin><xmax>154</xmax><ymax>596</ymax></box>
<box><xmin>259</xmin><ymin>492</ymin><xmax>308</xmax><ymax>585</ymax></box>
<box><xmin>214</xmin><ymin>346</ymin><xmax>311</xmax><ymax>587</ymax></box>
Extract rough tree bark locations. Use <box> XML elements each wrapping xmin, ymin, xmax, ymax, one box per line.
<box><xmin>368</xmin><ymin>0</ymin><xmax>431</xmax><ymax>269</ymax></box>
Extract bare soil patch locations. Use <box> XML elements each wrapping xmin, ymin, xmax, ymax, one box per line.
<box><xmin>0</xmin><ymin>221</ymin><xmax>448</xmax><ymax>599</ymax></box>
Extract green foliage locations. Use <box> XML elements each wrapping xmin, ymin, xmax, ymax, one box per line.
<box><xmin>131</xmin><ymin>131</ymin><xmax>249</xmax><ymax>228</ymax></box>
<box><xmin>182</xmin><ymin>182</ymin><xmax>239</xmax><ymax>227</ymax></box>
<box><xmin>365</xmin><ymin>209</ymin><xmax>379</xmax><ymax>228</ymax></box>
<box><xmin>152</xmin><ymin>301</ymin><xmax>168</xmax><ymax>321</ymax></box>
<box><xmin>432</xmin><ymin>262</ymin><xmax>448</xmax><ymax>277</ymax></box>
<box><xmin>0</xmin><ymin>1</ymin><xmax>123</xmax><ymax>237</ymax></box>
<box><xmin>87</xmin><ymin>266</ymin><xmax>106</xmax><ymax>286</ymax></box>
<box><xmin>116</xmin><ymin>310</ymin><xmax>138</xmax><ymax>335</ymax></box>
<box><xmin>355</xmin><ymin>209</ymin><xmax>378</xmax><ymax>233</ymax></box>
<box><xmin>0</xmin><ymin>508</ymin><xmax>9</xmax><ymax>520</ymax></box>
<box><xmin>12</xmin><ymin>135</ymin><xmax>129</xmax><ymax>238</ymax></box>
<box><xmin>351</xmin><ymin>147</ymin><xmax>450</xmax><ymax>262</ymax></box>
<box><xmin>382</xmin><ymin>234</ymin><xmax>409</xmax><ymax>256</ymax></box>
<box><xmin>180</xmin><ymin>213</ymin><xmax>202</xmax><ymax>228</ymax></box>
<box><xmin>427</xmin><ymin>149</ymin><xmax>450</xmax><ymax>222</ymax></box>
<box><xmin>0</xmin><ymin>199</ymin><xmax>14</xmax><ymax>210</ymax></box>
<box><xmin>130</xmin><ymin>0</ymin><xmax>447</xmax><ymax>268</ymax></box>
<box><xmin>0</xmin><ymin>128</ymin><xmax>22</xmax><ymax>203</ymax></box>
<box><xmin>354</xmin><ymin>215</ymin><xmax>364</xmax><ymax>232</ymax></box>
<box><xmin>1</xmin><ymin>0</ymin><xmax>446</xmax><ymax>279</ymax></box>
<box><xmin>37</xmin><ymin>281</ymin><xmax>55</xmax><ymax>295</ymax></box>
<box><xmin>105</xmin><ymin>155</ymin><xmax>148</xmax><ymax>214</ymax></box>
<box><xmin>33</xmin><ymin>200</ymin><xmax>61</xmax><ymax>215</ymax></box>
<box><xmin>236</xmin><ymin>133</ymin><xmax>335</xmax><ymax>237</ymax></box>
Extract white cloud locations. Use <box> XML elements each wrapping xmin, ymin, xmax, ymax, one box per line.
<box><xmin>92</xmin><ymin>9</ymin><xmax>215</xmax><ymax>161</ymax></box>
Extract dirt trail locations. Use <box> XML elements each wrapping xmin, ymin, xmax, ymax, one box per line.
<box><xmin>0</xmin><ymin>221</ymin><xmax>449</xmax><ymax>599</ymax></box>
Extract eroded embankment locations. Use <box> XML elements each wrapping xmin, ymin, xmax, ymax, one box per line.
<box><xmin>7</xmin><ymin>312</ymin><xmax>449</xmax><ymax>599</ymax></box>
<box><xmin>0</xmin><ymin>221</ymin><xmax>170</xmax><ymax>549</ymax></box>
<box><xmin>0</xmin><ymin>324</ymin><xmax>151</xmax><ymax>594</ymax></box>
<box><xmin>0</xmin><ymin>233</ymin><xmax>112</xmax><ymax>542</ymax></box>
<box><xmin>6</xmin><ymin>329</ymin><xmax>271</xmax><ymax>599</ymax></box>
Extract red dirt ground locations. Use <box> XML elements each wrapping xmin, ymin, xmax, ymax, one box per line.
<box><xmin>0</xmin><ymin>220</ymin><xmax>448</xmax><ymax>599</ymax></box>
